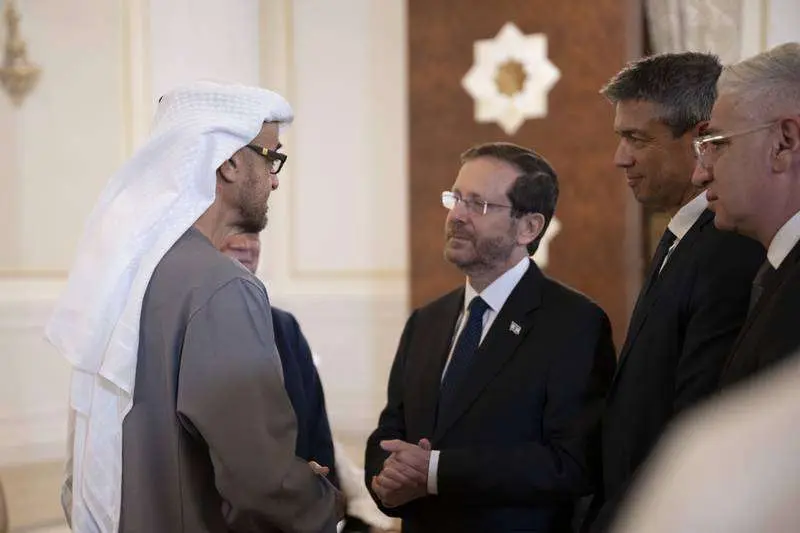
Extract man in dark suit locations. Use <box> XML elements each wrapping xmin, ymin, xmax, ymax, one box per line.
<box><xmin>692</xmin><ymin>43</ymin><xmax>800</xmax><ymax>390</ymax></box>
<box><xmin>583</xmin><ymin>53</ymin><xmax>765</xmax><ymax>532</ymax></box>
<box><xmin>365</xmin><ymin>142</ymin><xmax>616</xmax><ymax>533</ymax></box>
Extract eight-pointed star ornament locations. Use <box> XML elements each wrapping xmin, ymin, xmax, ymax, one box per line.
<box><xmin>462</xmin><ymin>22</ymin><xmax>561</xmax><ymax>135</ymax></box>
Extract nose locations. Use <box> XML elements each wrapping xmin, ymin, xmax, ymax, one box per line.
<box><xmin>270</xmin><ymin>174</ymin><xmax>279</xmax><ymax>191</ymax></box>
<box><xmin>691</xmin><ymin>160</ymin><xmax>712</xmax><ymax>188</ymax></box>
<box><xmin>613</xmin><ymin>140</ymin><xmax>634</xmax><ymax>169</ymax></box>
<box><xmin>446</xmin><ymin>202</ymin><xmax>468</xmax><ymax>225</ymax></box>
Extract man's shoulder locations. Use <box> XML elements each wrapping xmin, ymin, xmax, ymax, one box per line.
<box><xmin>271</xmin><ymin>306</ymin><xmax>301</xmax><ymax>336</ymax></box>
<box><xmin>768</xmin><ymin>253</ymin><xmax>800</xmax><ymax>307</ymax></box>
<box><xmin>413</xmin><ymin>286</ymin><xmax>463</xmax><ymax>317</ymax></box>
<box><xmin>689</xmin><ymin>215</ymin><xmax>765</xmax><ymax>271</ymax></box>
<box><xmin>528</xmin><ymin>274</ymin><xmax>608</xmax><ymax>330</ymax></box>
<box><xmin>271</xmin><ymin>306</ymin><xmax>296</xmax><ymax>324</ymax></box>
<box><xmin>150</xmin><ymin>229</ymin><xmax>265</xmax><ymax>306</ymax></box>
<box><xmin>412</xmin><ymin>272</ymin><xmax>607</xmax><ymax>322</ymax></box>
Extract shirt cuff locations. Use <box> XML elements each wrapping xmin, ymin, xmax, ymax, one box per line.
<box><xmin>427</xmin><ymin>450</ymin><xmax>440</xmax><ymax>495</ymax></box>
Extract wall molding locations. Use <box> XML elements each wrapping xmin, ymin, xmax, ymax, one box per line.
<box><xmin>741</xmin><ymin>0</ymin><xmax>768</xmax><ymax>58</ymax></box>
<box><xmin>122</xmin><ymin>0</ymin><xmax>153</xmax><ymax>156</ymax></box>
<box><xmin>0</xmin><ymin>0</ymin><xmax>151</xmax><ymax>280</ymax></box>
<box><xmin>257</xmin><ymin>0</ymin><xmax>407</xmax><ymax>282</ymax></box>
<box><xmin>0</xmin><ymin>409</ymin><xmax>66</xmax><ymax>467</ymax></box>
<box><xmin>0</xmin><ymin>292</ymin><xmax>56</xmax><ymax>331</ymax></box>
<box><xmin>0</xmin><ymin>291</ymin><xmax>68</xmax><ymax>467</ymax></box>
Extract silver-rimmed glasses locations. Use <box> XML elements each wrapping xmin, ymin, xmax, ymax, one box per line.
<box><xmin>693</xmin><ymin>121</ymin><xmax>777</xmax><ymax>168</ymax></box>
<box><xmin>441</xmin><ymin>191</ymin><xmax>512</xmax><ymax>216</ymax></box>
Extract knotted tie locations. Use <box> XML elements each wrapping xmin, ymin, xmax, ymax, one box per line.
<box><xmin>438</xmin><ymin>296</ymin><xmax>490</xmax><ymax>418</ymax></box>
<box><xmin>749</xmin><ymin>260</ymin><xmax>777</xmax><ymax>315</ymax></box>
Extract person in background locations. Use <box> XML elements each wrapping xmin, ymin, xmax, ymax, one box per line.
<box><xmin>221</xmin><ymin>232</ymin><xmax>399</xmax><ymax>533</ymax></box>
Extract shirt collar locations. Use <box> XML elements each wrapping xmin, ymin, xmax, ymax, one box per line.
<box><xmin>767</xmin><ymin>209</ymin><xmax>800</xmax><ymax>269</ymax></box>
<box><xmin>464</xmin><ymin>256</ymin><xmax>530</xmax><ymax>313</ymax></box>
<box><xmin>667</xmin><ymin>192</ymin><xmax>708</xmax><ymax>241</ymax></box>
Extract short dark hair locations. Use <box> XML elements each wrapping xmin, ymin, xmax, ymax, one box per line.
<box><xmin>461</xmin><ymin>142</ymin><xmax>559</xmax><ymax>255</ymax></box>
<box><xmin>600</xmin><ymin>52</ymin><xmax>722</xmax><ymax>137</ymax></box>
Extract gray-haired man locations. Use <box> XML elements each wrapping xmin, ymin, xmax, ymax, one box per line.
<box><xmin>693</xmin><ymin>42</ymin><xmax>800</xmax><ymax>389</ymax></box>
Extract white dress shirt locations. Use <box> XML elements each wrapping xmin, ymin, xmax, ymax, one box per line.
<box><xmin>659</xmin><ymin>192</ymin><xmax>708</xmax><ymax>272</ymax></box>
<box><xmin>767</xmin><ymin>209</ymin><xmax>800</xmax><ymax>269</ymax></box>
<box><xmin>427</xmin><ymin>256</ymin><xmax>530</xmax><ymax>494</ymax></box>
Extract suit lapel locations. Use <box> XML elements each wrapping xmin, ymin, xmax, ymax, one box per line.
<box><xmin>612</xmin><ymin>210</ymin><xmax>714</xmax><ymax>386</ymax></box>
<box><xmin>433</xmin><ymin>260</ymin><xmax>543</xmax><ymax>441</ymax></box>
<box><xmin>407</xmin><ymin>289</ymin><xmax>463</xmax><ymax>440</ymax></box>
<box><xmin>727</xmin><ymin>240</ymin><xmax>800</xmax><ymax>362</ymax></box>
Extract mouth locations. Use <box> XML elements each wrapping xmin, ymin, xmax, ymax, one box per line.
<box><xmin>705</xmin><ymin>189</ymin><xmax>719</xmax><ymax>203</ymax></box>
<box><xmin>626</xmin><ymin>175</ymin><xmax>643</xmax><ymax>187</ymax></box>
<box><xmin>446</xmin><ymin>233</ymin><xmax>473</xmax><ymax>245</ymax></box>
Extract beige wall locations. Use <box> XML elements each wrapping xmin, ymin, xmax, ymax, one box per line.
<box><xmin>0</xmin><ymin>0</ymin><xmax>133</xmax><ymax>468</ymax></box>
<box><xmin>765</xmin><ymin>0</ymin><xmax>800</xmax><ymax>47</ymax></box>
<box><xmin>0</xmin><ymin>0</ymin><xmax>408</xmax><ymax>479</ymax></box>
<box><xmin>257</xmin><ymin>0</ymin><xmax>408</xmax><ymax>442</ymax></box>
<box><xmin>0</xmin><ymin>0</ymin><xmax>127</xmax><ymax>274</ymax></box>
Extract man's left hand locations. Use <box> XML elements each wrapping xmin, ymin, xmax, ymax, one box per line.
<box><xmin>380</xmin><ymin>439</ymin><xmax>431</xmax><ymax>480</ymax></box>
<box><xmin>371</xmin><ymin>439</ymin><xmax>432</xmax><ymax>508</ymax></box>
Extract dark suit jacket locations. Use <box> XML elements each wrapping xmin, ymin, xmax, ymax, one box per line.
<box><xmin>719</xmin><ymin>240</ymin><xmax>800</xmax><ymax>388</ymax></box>
<box><xmin>365</xmin><ymin>260</ymin><xmax>616</xmax><ymax>533</ymax></box>
<box><xmin>584</xmin><ymin>209</ymin><xmax>764</xmax><ymax>532</ymax></box>
<box><xmin>272</xmin><ymin>307</ymin><xmax>338</xmax><ymax>487</ymax></box>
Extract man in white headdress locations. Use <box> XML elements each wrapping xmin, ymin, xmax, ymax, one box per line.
<box><xmin>46</xmin><ymin>81</ymin><xmax>339</xmax><ymax>533</ymax></box>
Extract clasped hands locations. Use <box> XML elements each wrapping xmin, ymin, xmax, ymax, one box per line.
<box><xmin>371</xmin><ymin>438</ymin><xmax>432</xmax><ymax>508</ymax></box>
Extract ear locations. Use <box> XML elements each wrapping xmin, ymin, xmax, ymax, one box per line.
<box><xmin>691</xmin><ymin>120</ymin><xmax>710</xmax><ymax>138</ymax></box>
<box><xmin>218</xmin><ymin>155</ymin><xmax>239</xmax><ymax>183</ymax></box>
<box><xmin>683</xmin><ymin>120</ymin><xmax>709</xmax><ymax>151</ymax></box>
<box><xmin>678</xmin><ymin>121</ymin><xmax>708</xmax><ymax>159</ymax></box>
<box><xmin>773</xmin><ymin>116</ymin><xmax>800</xmax><ymax>173</ymax></box>
<box><xmin>215</xmin><ymin>170</ymin><xmax>227</xmax><ymax>192</ymax></box>
<box><xmin>516</xmin><ymin>212</ymin><xmax>546</xmax><ymax>248</ymax></box>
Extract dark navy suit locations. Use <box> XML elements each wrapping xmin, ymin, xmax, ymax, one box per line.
<box><xmin>272</xmin><ymin>307</ymin><xmax>338</xmax><ymax>488</ymax></box>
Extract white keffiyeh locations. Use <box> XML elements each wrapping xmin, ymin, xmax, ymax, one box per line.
<box><xmin>45</xmin><ymin>80</ymin><xmax>293</xmax><ymax>533</ymax></box>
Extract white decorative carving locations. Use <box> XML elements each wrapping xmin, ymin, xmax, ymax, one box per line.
<box><xmin>532</xmin><ymin>216</ymin><xmax>561</xmax><ymax>268</ymax></box>
<box><xmin>462</xmin><ymin>22</ymin><xmax>561</xmax><ymax>135</ymax></box>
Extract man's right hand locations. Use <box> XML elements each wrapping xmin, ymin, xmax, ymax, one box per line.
<box><xmin>308</xmin><ymin>461</ymin><xmax>346</xmax><ymax>520</ymax></box>
<box><xmin>309</xmin><ymin>460</ymin><xmax>330</xmax><ymax>477</ymax></box>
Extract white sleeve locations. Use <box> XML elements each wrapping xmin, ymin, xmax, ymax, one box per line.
<box><xmin>427</xmin><ymin>450</ymin><xmax>440</xmax><ymax>495</ymax></box>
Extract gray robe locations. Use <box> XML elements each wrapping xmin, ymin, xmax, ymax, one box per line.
<box><xmin>119</xmin><ymin>227</ymin><xmax>336</xmax><ymax>533</ymax></box>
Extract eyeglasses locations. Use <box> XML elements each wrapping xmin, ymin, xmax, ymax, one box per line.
<box><xmin>693</xmin><ymin>121</ymin><xmax>777</xmax><ymax>168</ymax></box>
<box><xmin>246</xmin><ymin>144</ymin><xmax>287</xmax><ymax>175</ymax></box>
<box><xmin>441</xmin><ymin>191</ymin><xmax>512</xmax><ymax>216</ymax></box>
